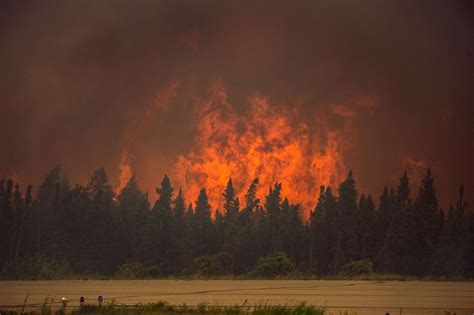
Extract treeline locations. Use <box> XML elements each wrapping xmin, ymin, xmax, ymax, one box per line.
<box><xmin>0</xmin><ymin>166</ymin><xmax>472</xmax><ymax>279</ymax></box>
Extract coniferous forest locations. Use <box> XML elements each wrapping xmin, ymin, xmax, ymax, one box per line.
<box><xmin>0</xmin><ymin>166</ymin><xmax>472</xmax><ymax>279</ymax></box>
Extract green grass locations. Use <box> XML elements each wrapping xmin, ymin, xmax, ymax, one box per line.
<box><xmin>71</xmin><ymin>302</ymin><xmax>325</xmax><ymax>315</ymax></box>
<box><xmin>0</xmin><ymin>301</ymin><xmax>325</xmax><ymax>315</ymax></box>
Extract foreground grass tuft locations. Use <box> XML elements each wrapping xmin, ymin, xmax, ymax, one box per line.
<box><xmin>74</xmin><ymin>302</ymin><xmax>324</xmax><ymax>315</ymax></box>
<box><xmin>69</xmin><ymin>302</ymin><xmax>325</xmax><ymax>315</ymax></box>
<box><xmin>1</xmin><ymin>301</ymin><xmax>325</xmax><ymax>315</ymax></box>
<box><xmin>253</xmin><ymin>302</ymin><xmax>324</xmax><ymax>315</ymax></box>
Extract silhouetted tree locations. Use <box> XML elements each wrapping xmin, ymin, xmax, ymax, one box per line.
<box><xmin>34</xmin><ymin>166</ymin><xmax>65</xmax><ymax>258</ymax></box>
<box><xmin>413</xmin><ymin>168</ymin><xmax>442</xmax><ymax>275</ymax></box>
<box><xmin>172</xmin><ymin>188</ymin><xmax>186</xmax><ymax>271</ymax></box>
<box><xmin>334</xmin><ymin>171</ymin><xmax>358</xmax><ymax>272</ymax></box>
<box><xmin>221</xmin><ymin>179</ymin><xmax>240</xmax><ymax>270</ymax></box>
<box><xmin>152</xmin><ymin>175</ymin><xmax>175</xmax><ymax>274</ymax></box>
<box><xmin>192</xmin><ymin>189</ymin><xmax>215</xmax><ymax>257</ymax></box>
<box><xmin>115</xmin><ymin>176</ymin><xmax>149</xmax><ymax>265</ymax></box>
<box><xmin>234</xmin><ymin>178</ymin><xmax>260</xmax><ymax>273</ymax></box>
<box><xmin>434</xmin><ymin>185</ymin><xmax>469</xmax><ymax>276</ymax></box>
<box><xmin>379</xmin><ymin>171</ymin><xmax>417</xmax><ymax>273</ymax></box>
<box><xmin>374</xmin><ymin>186</ymin><xmax>396</xmax><ymax>270</ymax></box>
<box><xmin>0</xmin><ymin>167</ymin><xmax>471</xmax><ymax>279</ymax></box>
<box><xmin>281</xmin><ymin>198</ymin><xmax>305</xmax><ymax>265</ymax></box>
<box><xmin>0</xmin><ymin>179</ymin><xmax>13</xmax><ymax>264</ymax></box>
<box><xmin>265</xmin><ymin>183</ymin><xmax>283</xmax><ymax>252</ymax></box>
<box><xmin>85</xmin><ymin>168</ymin><xmax>115</xmax><ymax>274</ymax></box>
<box><xmin>356</xmin><ymin>193</ymin><xmax>376</xmax><ymax>260</ymax></box>
<box><xmin>464</xmin><ymin>204</ymin><xmax>474</xmax><ymax>278</ymax></box>
<box><xmin>12</xmin><ymin>184</ymin><xmax>32</xmax><ymax>263</ymax></box>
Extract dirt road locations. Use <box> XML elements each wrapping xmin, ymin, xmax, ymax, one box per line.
<box><xmin>1</xmin><ymin>280</ymin><xmax>473</xmax><ymax>314</ymax></box>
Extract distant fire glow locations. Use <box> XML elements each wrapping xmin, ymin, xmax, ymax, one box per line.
<box><xmin>116</xmin><ymin>150</ymin><xmax>132</xmax><ymax>196</ymax></box>
<box><xmin>114</xmin><ymin>81</ymin><xmax>368</xmax><ymax>216</ymax></box>
<box><xmin>161</xmin><ymin>83</ymin><xmax>345</xmax><ymax>216</ymax></box>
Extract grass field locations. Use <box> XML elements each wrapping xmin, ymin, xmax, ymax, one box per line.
<box><xmin>1</xmin><ymin>280</ymin><xmax>473</xmax><ymax>314</ymax></box>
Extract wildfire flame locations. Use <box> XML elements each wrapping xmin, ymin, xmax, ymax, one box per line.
<box><xmin>175</xmin><ymin>82</ymin><xmax>348</xmax><ymax>218</ymax></box>
<box><xmin>113</xmin><ymin>80</ymin><xmax>360</xmax><ymax>217</ymax></box>
<box><xmin>115</xmin><ymin>149</ymin><xmax>132</xmax><ymax>196</ymax></box>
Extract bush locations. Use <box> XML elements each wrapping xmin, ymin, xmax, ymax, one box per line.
<box><xmin>184</xmin><ymin>255</ymin><xmax>225</xmax><ymax>277</ymax></box>
<box><xmin>339</xmin><ymin>259</ymin><xmax>373</xmax><ymax>277</ymax></box>
<box><xmin>249</xmin><ymin>251</ymin><xmax>295</xmax><ymax>278</ymax></box>
<box><xmin>115</xmin><ymin>262</ymin><xmax>161</xmax><ymax>279</ymax></box>
<box><xmin>0</xmin><ymin>255</ymin><xmax>71</xmax><ymax>280</ymax></box>
<box><xmin>115</xmin><ymin>262</ymin><xmax>147</xmax><ymax>278</ymax></box>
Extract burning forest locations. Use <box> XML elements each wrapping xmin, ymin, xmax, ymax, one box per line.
<box><xmin>0</xmin><ymin>0</ymin><xmax>473</xmax><ymax>283</ymax></box>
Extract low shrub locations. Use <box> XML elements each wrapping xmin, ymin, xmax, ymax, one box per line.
<box><xmin>184</xmin><ymin>255</ymin><xmax>224</xmax><ymax>277</ymax></box>
<box><xmin>115</xmin><ymin>262</ymin><xmax>161</xmax><ymax>279</ymax></box>
<box><xmin>339</xmin><ymin>259</ymin><xmax>373</xmax><ymax>277</ymax></box>
<box><xmin>249</xmin><ymin>251</ymin><xmax>295</xmax><ymax>278</ymax></box>
<box><xmin>0</xmin><ymin>255</ymin><xmax>71</xmax><ymax>280</ymax></box>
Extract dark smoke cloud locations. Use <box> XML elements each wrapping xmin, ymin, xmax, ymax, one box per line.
<box><xmin>1</xmin><ymin>0</ymin><xmax>472</xmax><ymax>208</ymax></box>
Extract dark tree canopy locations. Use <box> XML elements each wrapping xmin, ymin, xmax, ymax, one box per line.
<box><xmin>0</xmin><ymin>166</ymin><xmax>472</xmax><ymax>279</ymax></box>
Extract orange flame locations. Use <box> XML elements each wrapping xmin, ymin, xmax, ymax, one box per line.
<box><xmin>175</xmin><ymin>82</ymin><xmax>348</xmax><ymax>218</ymax></box>
<box><xmin>115</xmin><ymin>149</ymin><xmax>132</xmax><ymax>196</ymax></box>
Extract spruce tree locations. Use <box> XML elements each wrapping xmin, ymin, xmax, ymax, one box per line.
<box><xmin>66</xmin><ymin>184</ymin><xmax>90</xmax><ymax>271</ymax></box>
<box><xmin>182</xmin><ymin>202</ymin><xmax>195</xmax><ymax>266</ymax></box>
<box><xmin>413</xmin><ymin>168</ymin><xmax>441</xmax><ymax>275</ymax></box>
<box><xmin>356</xmin><ymin>193</ymin><xmax>376</xmax><ymax>260</ymax></box>
<box><xmin>0</xmin><ymin>179</ymin><xmax>11</xmax><ymax>264</ymax></box>
<box><xmin>223</xmin><ymin>178</ymin><xmax>239</xmax><ymax>221</ymax></box>
<box><xmin>334</xmin><ymin>171</ymin><xmax>358</xmax><ymax>272</ymax></box>
<box><xmin>152</xmin><ymin>175</ymin><xmax>175</xmax><ymax>273</ymax></box>
<box><xmin>221</xmin><ymin>179</ymin><xmax>240</xmax><ymax>266</ymax></box>
<box><xmin>116</xmin><ymin>176</ymin><xmax>149</xmax><ymax>264</ymax></box>
<box><xmin>34</xmin><ymin>166</ymin><xmax>63</xmax><ymax>258</ymax></box>
<box><xmin>86</xmin><ymin>168</ymin><xmax>115</xmax><ymax>274</ymax></box>
<box><xmin>193</xmin><ymin>189</ymin><xmax>214</xmax><ymax>257</ymax></box>
<box><xmin>285</xmin><ymin>202</ymin><xmax>305</xmax><ymax>265</ymax></box>
<box><xmin>374</xmin><ymin>185</ymin><xmax>396</xmax><ymax>270</ymax></box>
<box><xmin>235</xmin><ymin>178</ymin><xmax>260</xmax><ymax>273</ymax></box>
<box><xmin>264</xmin><ymin>183</ymin><xmax>282</xmax><ymax>252</ymax></box>
<box><xmin>12</xmin><ymin>184</ymin><xmax>32</xmax><ymax>263</ymax></box>
<box><xmin>154</xmin><ymin>175</ymin><xmax>173</xmax><ymax>218</ymax></box>
<box><xmin>244</xmin><ymin>178</ymin><xmax>259</xmax><ymax>214</ymax></box>
<box><xmin>464</xmin><ymin>203</ymin><xmax>474</xmax><ymax>278</ymax></box>
<box><xmin>434</xmin><ymin>185</ymin><xmax>469</xmax><ymax>276</ymax></box>
<box><xmin>309</xmin><ymin>186</ymin><xmax>325</xmax><ymax>274</ymax></box>
<box><xmin>381</xmin><ymin>172</ymin><xmax>417</xmax><ymax>273</ymax></box>
<box><xmin>171</xmin><ymin>188</ymin><xmax>186</xmax><ymax>271</ymax></box>
<box><xmin>309</xmin><ymin>185</ymin><xmax>338</xmax><ymax>274</ymax></box>
<box><xmin>174</xmin><ymin>188</ymin><xmax>186</xmax><ymax>225</ymax></box>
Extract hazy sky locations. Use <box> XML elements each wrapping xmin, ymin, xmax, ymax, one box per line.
<box><xmin>1</xmin><ymin>0</ymin><xmax>472</xmax><ymax>210</ymax></box>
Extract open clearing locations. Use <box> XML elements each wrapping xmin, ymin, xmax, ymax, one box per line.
<box><xmin>1</xmin><ymin>280</ymin><xmax>474</xmax><ymax>314</ymax></box>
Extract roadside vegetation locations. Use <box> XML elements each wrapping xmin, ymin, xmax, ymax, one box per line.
<box><xmin>0</xmin><ymin>253</ymin><xmax>469</xmax><ymax>281</ymax></box>
<box><xmin>1</xmin><ymin>301</ymin><xmax>325</xmax><ymax>315</ymax></box>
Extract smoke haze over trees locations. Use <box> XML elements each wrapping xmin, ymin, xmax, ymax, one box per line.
<box><xmin>0</xmin><ymin>167</ymin><xmax>472</xmax><ymax>278</ymax></box>
<box><xmin>1</xmin><ymin>0</ymin><xmax>472</xmax><ymax>212</ymax></box>
<box><xmin>0</xmin><ymin>0</ymin><xmax>472</xmax><ymax>279</ymax></box>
